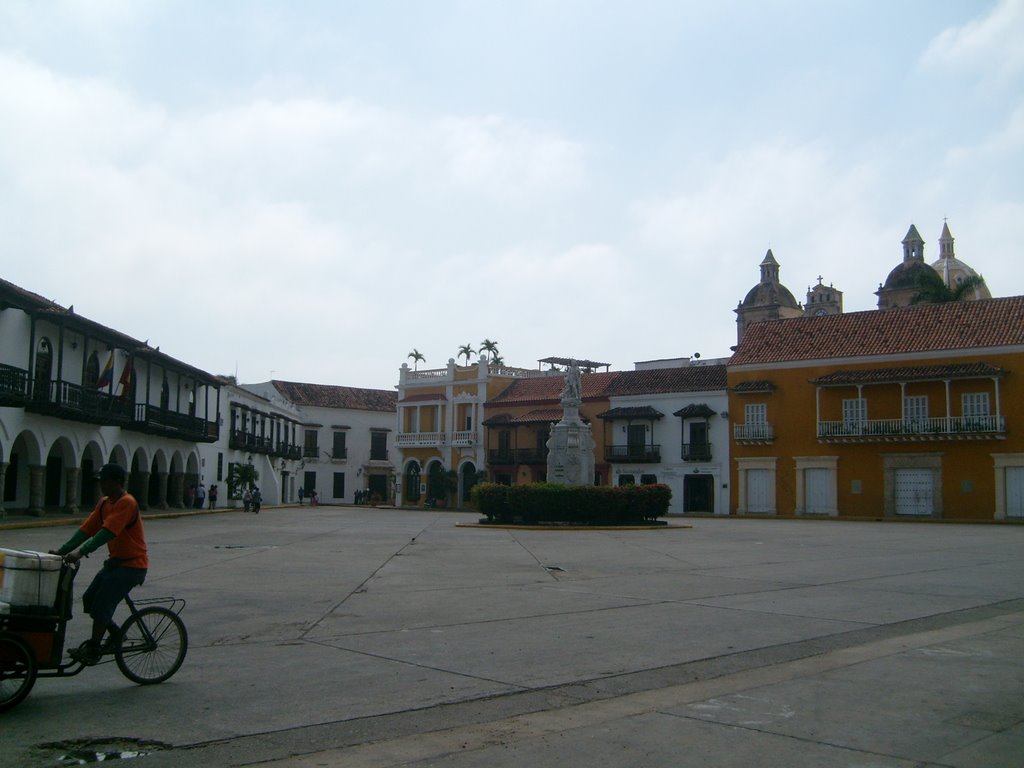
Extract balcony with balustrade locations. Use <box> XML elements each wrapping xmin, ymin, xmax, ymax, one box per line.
<box><xmin>817</xmin><ymin>415</ymin><xmax>1006</xmax><ymax>443</ymax></box>
<box><xmin>733</xmin><ymin>423</ymin><xmax>774</xmax><ymax>444</ymax></box>
<box><xmin>396</xmin><ymin>431</ymin><xmax>447</xmax><ymax>448</ymax></box>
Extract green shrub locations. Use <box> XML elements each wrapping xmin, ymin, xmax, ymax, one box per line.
<box><xmin>471</xmin><ymin>482</ymin><xmax>671</xmax><ymax>525</ymax></box>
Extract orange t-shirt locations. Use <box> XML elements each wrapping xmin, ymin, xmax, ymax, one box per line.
<box><xmin>82</xmin><ymin>492</ymin><xmax>149</xmax><ymax>569</ymax></box>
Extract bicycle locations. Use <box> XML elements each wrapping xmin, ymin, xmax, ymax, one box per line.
<box><xmin>0</xmin><ymin>559</ymin><xmax>188</xmax><ymax>712</ymax></box>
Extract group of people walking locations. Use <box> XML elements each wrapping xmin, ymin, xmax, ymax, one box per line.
<box><xmin>184</xmin><ymin>483</ymin><xmax>218</xmax><ymax>509</ymax></box>
<box><xmin>242</xmin><ymin>486</ymin><xmax>262</xmax><ymax>514</ymax></box>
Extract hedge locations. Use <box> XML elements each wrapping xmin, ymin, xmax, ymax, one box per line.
<box><xmin>470</xmin><ymin>482</ymin><xmax>671</xmax><ymax>525</ymax></box>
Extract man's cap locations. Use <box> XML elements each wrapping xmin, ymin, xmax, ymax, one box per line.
<box><xmin>96</xmin><ymin>463</ymin><xmax>127</xmax><ymax>482</ymax></box>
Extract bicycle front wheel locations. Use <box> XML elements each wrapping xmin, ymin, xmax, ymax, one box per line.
<box><xmin>0</xmin><ymin>631</ymin><xmax>38</xmax><ymax>712</ymax></box>
<box><xmin>115</xmin><ymin>607</ymin><xmax>188</xmax><ymax>685</ymax></box>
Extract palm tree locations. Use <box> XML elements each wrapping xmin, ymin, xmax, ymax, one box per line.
<box><xmin>458</xmin><ymin>343</ymin><xmax>476</xmax><ymax>365</ymax></box>
<box><xmin>407</xmin><ymin>349</ymin><xmax>425</xmax><ymax>370</ymax></box>
<box><xmin>911</xmin><ymin>270</ymin><xmax>987</xmax><ymax>305</ymax></box>
<box><xmin>490</xmin><ymin>355</ymin><xmax>505</xmax><ymax>367</ymax></box>
<box><xmin>479</xmin><ymin>338</ymin><xmax>499</xmax><ymax>361</ymax></box>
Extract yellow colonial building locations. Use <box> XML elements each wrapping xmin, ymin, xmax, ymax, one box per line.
<box><xmin>727</xmin><ymin>296</ymin><xmax>1024</xmax><ymax>520</ymax></box>
<box><xmin>395</xmin><ymin>358</ymin><xmax>553</xmax><ymax>507</ymax></box>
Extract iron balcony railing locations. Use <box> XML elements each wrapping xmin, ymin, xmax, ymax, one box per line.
<box><xmin>605</xmin><ymin>444</ymin><xmax>661</xmax><ymax>463</ymax></box>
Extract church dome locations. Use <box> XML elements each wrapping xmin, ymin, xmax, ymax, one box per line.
<box><xmin>930</xmin><ymin>222</ymin><xmax>992</xmax><ymax>299</ymax></box>
<box><xmin>881</xmin><ymin>259</ymin><xmax>934</xmax><ymax>291</ymax></box>
<box><xmin>740</xmin><ymin>281</ymin><xmax>800</xmax><ymax>309</ymax></box>
<box><xmin>739</xmin><ymin>249</ymin><xmax>800</xmax><ymax>309</ymax></box>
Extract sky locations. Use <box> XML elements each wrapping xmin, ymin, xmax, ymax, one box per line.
<box><xmin>2</xmin><ymin>1</ymin><xmax>1022</xmax><ymax>390</ymax></box>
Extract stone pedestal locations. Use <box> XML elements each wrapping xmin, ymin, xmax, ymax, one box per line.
<box><xmin>546</xmin><ymin>362</ymin><xmax>596</xmax><ymax>486</ymax></box>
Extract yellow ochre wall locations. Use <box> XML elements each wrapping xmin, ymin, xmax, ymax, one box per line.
<box><xmin>728</xmin><ymin>349</ymin><xmax>1024</xmax><ymax>520</ymax></box>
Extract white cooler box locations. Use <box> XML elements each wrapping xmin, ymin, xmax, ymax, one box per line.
<box><xmin>0</xmin><ymin>548</ymin><xmax>63</xmax><ymax>608</ymax></box>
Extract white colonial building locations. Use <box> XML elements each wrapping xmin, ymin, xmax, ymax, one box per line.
<box><xmin>598</xmin><ymin>358</ymin><xmax>730</xmax><ymax>515</ymax></box>
<box><xmin>0</xmin><ymin>277</ymin><xmax>221</xmax><ymax>517</ymax></box>
<box><xmin>242</xmin><ymin>381</ymin><xmax>397</xmax><ymax>504</ymax></box>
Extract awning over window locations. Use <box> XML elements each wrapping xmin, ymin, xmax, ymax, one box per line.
<box><xmin>673</xmin><ymin>403</ymin><xmax>716</xmax><ymax>418</ymax></box>
<box><xmin>596</xmin><ymin>406</ymin><xmax>664</xmax><ymax>420</ymax></box>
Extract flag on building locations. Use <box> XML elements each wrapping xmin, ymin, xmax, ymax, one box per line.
<box><xmin>118</xmin><ymin>357</ymin><xmax>133</xmax><ymax>399</ymax></box>
<box><xmin>96</xmin><ymin>353</ymin><xmax>114</xmax><ymax>389</ymax></box>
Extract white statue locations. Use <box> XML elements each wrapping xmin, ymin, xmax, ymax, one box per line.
<box><xmin>561</xmin><ymin>361</ymin><xmax>582</xmax><ymax>402</ymax></box>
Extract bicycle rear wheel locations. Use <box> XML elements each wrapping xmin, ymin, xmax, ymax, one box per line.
<box><xmin>115</xmin><ymin>607</ymin><xmax>188</xmax><ymax>685</ymax></box>
<box><xmin>0</xmin><ymin>632</ymin><xmax>38</xmax><ymax>712</ymax></box>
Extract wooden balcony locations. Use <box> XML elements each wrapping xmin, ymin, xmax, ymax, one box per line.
<box><xmin>131</xmin><ymin>403</ymin><xmax>218</xmax><ymax>442</ymax></box>
<box><xmin>26</xmin><ymin>379</ymin><xmax>132</xmax><ymax>425</ymax></box>
<box><xmin>682</xmin><ymin>442</ymin><xmax>713</xmax><ymax>462</ymax></box>
<box><xmin>605</xmin><ymin>444</ymin><xmax>661</xmax><ymax>463</ymax></box>
<box><xmin>0</xmin><ymin>364</ymin><xmax>29</xmax><ymax>406</ymax></box>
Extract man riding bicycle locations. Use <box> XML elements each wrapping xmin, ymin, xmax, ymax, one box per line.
<box><xmin>52</xmin><ymin>463</ymin><xmax>148</xmax><ymax>666</ymax></box>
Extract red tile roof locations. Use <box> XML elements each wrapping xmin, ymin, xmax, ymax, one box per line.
<box><xmin>487</xmin><ymin>365</ymin><xmax>727</xmax><ymax>406</ymax></box>
<box><xmin>271</xmin><ymin>380</ymin><xmax>397</xmax><ymax>411</ymax></box>
<box><xmin>730</xmin><ymin>296</ymin><xmax>1024</xmax><ymax>366</ymax></box>
<box><xmin>603</xmin><ymin>365</ymin><xmax>727</xmax><ymax>395</ymax></box>
<box><xmin>487</xmin><ymin>371</ymin><xmax>619</xmax><ymax>405</ymax></box>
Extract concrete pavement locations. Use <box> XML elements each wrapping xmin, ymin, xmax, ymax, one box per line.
<box><xmin>1</xmin><ymin>507</ymin><xmax>1021</xmax><ymax>767</ymax></box>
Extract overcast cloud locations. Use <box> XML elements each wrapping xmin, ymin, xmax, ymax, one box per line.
<box><xmin>2</xmin><ymin>1</ymin><xmax>1022</xmax><ymax>388</ymax></box>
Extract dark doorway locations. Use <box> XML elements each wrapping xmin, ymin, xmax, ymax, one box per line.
<box><xmin>683</xmin><ymin>474</ymin><xmax>714</xmax><ymax>513</ymax></box>
<box><xmin>368</xmin><ymin>474</ymin><xmax>388</xmax><ymax>500</ymax></box>
<box><xmin>45</xmin><ymin>456</ymin><xmax>63</xmax><ymax>507</ymax></box>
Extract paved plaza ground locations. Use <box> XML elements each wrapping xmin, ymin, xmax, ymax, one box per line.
<box><xmin>1</xmin><ymin>507</ymin><xmax>1022</xmax><ymax>767</ymax></box>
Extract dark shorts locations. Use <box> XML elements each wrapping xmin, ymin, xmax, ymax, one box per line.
<box><xmin>82</xmin><ymin>566</ymin><xmax>147</xmax><ymax>626</ymax></box>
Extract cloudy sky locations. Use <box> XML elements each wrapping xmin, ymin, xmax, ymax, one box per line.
<box><xmin>2</xmin><ymin>1</ymin><xmax>1022</xmax><ymax>390</ymax></box>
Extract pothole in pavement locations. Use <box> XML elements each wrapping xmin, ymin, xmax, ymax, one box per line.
<box><xmin>36</xmin><ymin>738</ymin><xmax>171</xmax><ymax>764</ymax></box>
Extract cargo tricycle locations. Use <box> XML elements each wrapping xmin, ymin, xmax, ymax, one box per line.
<box><xmin>0</xmin><ymin>550</ymin><xmax>187</xmax><ymax>712</ymax></box>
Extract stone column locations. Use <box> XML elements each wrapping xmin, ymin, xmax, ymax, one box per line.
<box><xmin>0</xmin><ymin>462</ymin><xmax>7</xmax><ymax>519</ymax></box>
<box><xmin>134</xmin><ymin>471</ymin><xmax>151</xmax><ymax>511</ymax></box>
<box><xmin>29</xmin><ymin>464</ymin><xmax>45</xmax><ymax>516</ymax></box>
<box><xmin>156</xmin><ymin>471</ymin><xmax>169</xmax><ymax>510</ymax></box>
<box><xmin>169</xmin><ymin>472</ymin><xmax>184</xmax><ymax>508</ymax></box>
<box><xmin>64</xmin><ymin>466</ymin><xmax>81</xmax><ymax>516</ymax></box>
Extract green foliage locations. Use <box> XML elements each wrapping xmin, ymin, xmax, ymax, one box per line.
<box><xmin>226</xmin><ymin>462</ymin><xmax>259</xmax><ymax>500</ymax></box>
<box><xmin>471</xmin><ymin>482</ymin><xmax>671</xmax><ymax>525</ymax></box>
<box><xmin>911</xmin><ymin>270</ymin><xmax>986</xmax><ymax>304</ymax></box>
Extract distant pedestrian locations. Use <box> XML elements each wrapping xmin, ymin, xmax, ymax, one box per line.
<box><xmin>298</xmin><ymin>487</ymin><xmax>304</xmax><ymax>506</ymax></box>
<box><xmin>195</xmin><ymin>483</ymin><xmax>206</xmax><ymax>509</ymax></box>
<box><xmin>242</xmin><ymin>488</ymin><xmax>251</xmax><ymax>513</ymax></box>
<box><xmin>209</xmin><ymin>484</ymin><xmax>218</xmax><ymax>509</ymax></box>
<box><xmin>310</xmin><ymin>490</ymin><xmax>318</xmax><ymax>506</ymax></box>
<box><xmin>185</xmin><ymin>484</ymin><xmax>195</xmax><ymax>509</ymax></box>
<box><xmin>251</xmin><ymin>487</ymin><xmax>262</xmax><ymax>514</ymax></box>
